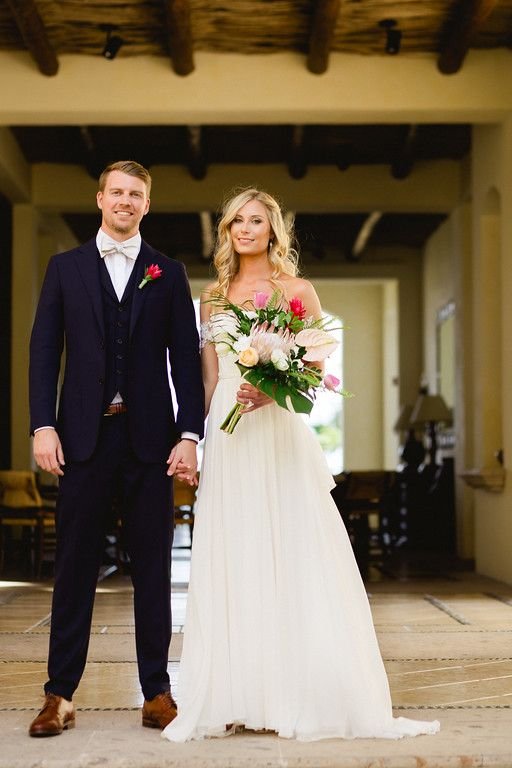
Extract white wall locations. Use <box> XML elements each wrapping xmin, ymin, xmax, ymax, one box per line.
<box><xmin>315</xmin><ymin>279</ymin><xmax>395</xmax><ymax>470</ymax></box>
<box><xmin>423</xmin><ymin>209</ymin><xmax>474</xmax><ymax>559</ymax></box>
<box><xmin>470</xmin><ymin>122</ymin><xmax>512</xmax><ymax>582</ymax></box>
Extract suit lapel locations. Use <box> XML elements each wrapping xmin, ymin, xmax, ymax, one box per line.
<box><xmin>129</xmin><ymin>241</ymin><xmax>153</xmax><ymax>339</ymax></box>
<box><xmin>74</xmin><ymin>239</ymin><xmax>105</xmax><ymax>335</ymax></box>
<box><xmin>99</xmin><ymin>258</ymin><xmax>118</xmax><ymax>303</ymax></box>
<box><xmin>74</xmin><ymin>238</ymin><xmax>156</xmax><ymax>339</ymax></box>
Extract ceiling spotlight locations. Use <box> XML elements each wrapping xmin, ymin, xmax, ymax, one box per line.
<box><xmin>101</xmin><ymin>24</ymin><xmax>124</xmax><ymax>60</ymax></box>
<box><xmin>379</xmin><ymin>19</ymin><xmax>402</xmax><ymax>55</ymax></box>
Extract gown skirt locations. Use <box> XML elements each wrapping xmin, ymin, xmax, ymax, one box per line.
<box><xmin>163</xmin><ymin>337</ymin><xmax>440</xmax><ymax>742</ymax></box>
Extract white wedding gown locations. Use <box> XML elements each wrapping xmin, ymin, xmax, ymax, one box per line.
<box><xmin>163</xmin><ymin>316</ymin><xmax>440</xmax><ymax>742</ymax></box>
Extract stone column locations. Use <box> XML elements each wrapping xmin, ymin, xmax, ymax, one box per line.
<box><xmin>11</xmin><ymin>204</ymin><xmax>39</xmax><ymax>470</ymax></box>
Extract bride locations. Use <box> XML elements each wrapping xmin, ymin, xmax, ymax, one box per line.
<box><xmin>162</xmin><ymin>188</ymin><xmax>440</xmax><ymax>742</ymax></box>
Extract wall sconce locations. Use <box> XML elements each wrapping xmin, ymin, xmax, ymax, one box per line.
<box><xmin>101</xmin><ymin>25</ymin><xmax>124</xmax><ymax>60</ymax></box>
<box><xmin>410</xmin><ymin>388</ymin><xmax>452</xmax><ymax>472</ymax></box>
<box><xmin>379</xmin><ymin>19</ymin><xmax>402</xmax><ymax>55</ymax></box>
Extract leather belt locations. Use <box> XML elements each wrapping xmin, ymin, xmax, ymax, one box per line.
<box><xmin>104</xmin><ymin>402</ymin><xmax>128</xmax><ymax>416</ymax></box>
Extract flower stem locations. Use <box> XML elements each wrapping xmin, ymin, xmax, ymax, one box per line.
<box><xmin>220</xmin><ymin>402</ymin><xmax>244</xmax><ymax>434</ymax></box>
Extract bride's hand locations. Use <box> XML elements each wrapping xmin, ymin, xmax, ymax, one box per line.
<box><xmin>167</xmin><ymin>440</ymin><xmax>198</xmax><ymax>484</ymax></box>
<box><xmin>237</xmin><ymin>383</ymin><xmax>272</xmax><ymax>413</ymax></box>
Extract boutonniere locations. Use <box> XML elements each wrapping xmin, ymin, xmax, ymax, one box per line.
<box><xmin>138</xmin><ymin>263</ymin><xmax>163</xmax><ymax>290</ymax></box>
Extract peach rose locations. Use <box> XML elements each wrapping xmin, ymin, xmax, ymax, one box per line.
<box><xmin>238</xmin><ymin>347</ymin><xmax>259</xmax><ymax>367</ymax></box>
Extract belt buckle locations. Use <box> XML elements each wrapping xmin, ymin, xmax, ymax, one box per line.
<box><xmin>104</xmin><ymin>402</ymin><xmax>126</xmax><ymax>416</ymax></box>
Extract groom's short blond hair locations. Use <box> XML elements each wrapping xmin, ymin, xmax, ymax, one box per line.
<box><xmin>98</xmin><ymin>160</ymin><xmax>152</xmax><ymax>196</ymax></box>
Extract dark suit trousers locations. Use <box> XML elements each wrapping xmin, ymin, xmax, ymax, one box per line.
<box><xmin>45</xmin><ymin>413</ymin><xmax>174</xmax><ymax>701</ymax></box>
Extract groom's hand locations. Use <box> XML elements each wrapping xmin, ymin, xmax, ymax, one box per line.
<box><xmin>167</xmin><ymin>440</ymin><xmax>198</xmax><ymax>485</ymax></box>
<box><xmin>33</xmin><ymin>428</ymin><xmax>65</xmax><ymax>476</ymax></box>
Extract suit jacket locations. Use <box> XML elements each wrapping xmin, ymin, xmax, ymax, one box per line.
<box><xmin>29</xmin><ymin>238</ymin><xmax>204</xmax><ymax>463</ymax></box>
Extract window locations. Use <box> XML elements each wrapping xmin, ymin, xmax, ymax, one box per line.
<box><xmin>307</xmin><ymin>314</ymin><xmax>344</xmax><ymax>474</ymax></box>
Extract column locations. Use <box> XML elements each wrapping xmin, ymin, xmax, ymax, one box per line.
<box><xmin>11</xmin><ymin>204</ymin><xmax>39</xmax><ymax>469</ymax></box>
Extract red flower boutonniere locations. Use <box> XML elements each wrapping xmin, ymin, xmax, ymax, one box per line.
<box><xmin>138</xmin><ymin>263</ymin><xmax>163</xmax><ymax>289</ymax></box>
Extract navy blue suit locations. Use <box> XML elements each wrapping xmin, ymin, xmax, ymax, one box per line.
<box><xmin>29</xmin><ymin>237</ymin><xmax>204</xmax><ymax>701</ymax></box>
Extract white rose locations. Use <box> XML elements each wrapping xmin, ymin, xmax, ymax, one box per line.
<box><xmin>271</xmin><ymin>349</ymin><xmax>289</xmax><ymax>371</ymax></box>
<box><xmin>239</xmin><ymin>347</ymin><xmax>259</xmax><ymax>367</ymax></box>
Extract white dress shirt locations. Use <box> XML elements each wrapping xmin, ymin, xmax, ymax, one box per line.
<box><xmin>96</xmin><ymin>228</ymin><xmax>141</xmax><ymax>301</ymax></box>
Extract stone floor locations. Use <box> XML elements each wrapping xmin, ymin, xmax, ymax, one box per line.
<box><xmin>2</xmin><ymin>546</ymin><xmax>512</xmax><ymax>767</ymax></box>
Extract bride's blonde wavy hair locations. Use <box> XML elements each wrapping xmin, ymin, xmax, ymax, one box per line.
<box><xmin>212</xmin><ymin>188</ymin><xmax>299</xmax><ymax>297</ymax></box>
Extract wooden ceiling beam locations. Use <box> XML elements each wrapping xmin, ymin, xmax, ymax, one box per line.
<box><xmin>186</xmin><ymin>126</ymin><xmax>206</xmax><ymax>179</ymax></box>
<box><xmin>438</xmin><ymin>0</ymin><xmax>498</xmax><ymax>75</ymax></box>
<box><xmin>391</xmin><ymin>125</ymin><xmax>419</xmax><ymax>180</ymax></box>
<box><xmin>163</xmin><ymin>0</ymin><xmax>194</xmax><ymax>76</ymax></box>
<box><xmin>288</xmin><ymin>126</ymin><xmax>307</xmax><ymax>179</ymax></box>
<box><xmin>199</xmin><ymin>211</ymin><xmax>214</xmax><ymax>260</ymax></box>
<box><xmin>79</xmin><ymin>127</ymin><xmax>103</xmax><ymax>180</ymax></box>
<box><xmin>350</xmin><ymin>211</ymin><xmax>383</xmax><ymax>260</ymax></box>
<box><xmin>336</xmin><ymin>143</ymin><xmax>353</xmax><ymax>171</ymax></box>
<box><xmin>5</xmin><ymin>0</ymin><xmax>58</xmax><ymax>76</ymax></box>
<box><xmin>307</xmin><ymin>0</ymin><xmax>341</xmax><ymax>75</ymax></box>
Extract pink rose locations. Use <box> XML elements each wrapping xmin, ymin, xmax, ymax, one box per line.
<box><xmin>323</xmin><ymin>374</ymin><xmax>341</xmax><ymax>391</ymax></box>
<box><xmin>253</xmin><ymin>292</ymin><xmax>270</xmax><ymax>309</ymax></box>
<box><xmin>289</xmin><ymin>296</ymin><xmax>307</xmax><ymax>320</ymax></box>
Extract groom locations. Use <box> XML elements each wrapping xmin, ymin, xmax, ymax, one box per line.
<box><xmin>28</xmin><ymin>160</ymin><xmax>204</xmax><ymax>737</ymax></box>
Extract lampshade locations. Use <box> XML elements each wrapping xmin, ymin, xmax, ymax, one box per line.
<box><xmin>410</xmin><ymin>393</ymin><xmax>452</xmax><ymax>426</ymax></box>
<box><xmin>393</xmin><ymin>404</ymin><xmax>413</xmax><ymax>432</ymax></box>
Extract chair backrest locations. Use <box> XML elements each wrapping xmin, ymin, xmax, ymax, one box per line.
<box><xmin>0</xmin><ymin>470</ymin><xmax>43</xmax><ymax>509</ymax></box>
<box><xmin>344</xmin><ymin>471</ymin><xmax>391</xmax><ymax>503</ymax></box>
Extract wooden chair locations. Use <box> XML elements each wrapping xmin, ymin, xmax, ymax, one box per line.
<box><xmin>0</xmin><ymin>470</ymin><xmax>56</xmax><ymax>578</ymax></box>
<box><xmin>173</xmin><ymin>477</ymin><xmax>197</xmax><ymax>547</ymax></box>
<box><xmin>332</xmin><ymin>470</ymin><xmax>396</xmax><ymax>576</ymax></box>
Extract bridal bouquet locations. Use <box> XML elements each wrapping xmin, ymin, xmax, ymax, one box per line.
<box><xmin>208</xmin><ymin>291</ymin><xmax>351</xmax><ymax>434</ymax></box>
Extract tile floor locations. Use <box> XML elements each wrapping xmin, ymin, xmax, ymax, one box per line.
<box><xmin>2</xmin><ymin>547</ymin><xmax>512</xmax><ymax>767</ymax></box>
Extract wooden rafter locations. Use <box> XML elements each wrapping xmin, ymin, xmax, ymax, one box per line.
<box><xmin>307</xmin><ymin>0</ymin><xmax>341</xmax><ymax>75</ymax></box>
<box><xmin>288</xmin><ymin>126</ymin><xmax>307</xmax><ymax>179</ymax></box>
<box><xmin>336</xmin><ymin>143</ymin><xmax>352</xmax><ymax>171</ymax></box>
<box><xmin>5</xmin><ymin>0</ymin><xmax>58</xmax><ymax>76</ymax></box>
<box><xmin>186</xmin><ymin>126</ymin><xmax>206</xmax><ymax>179</ymax></box>
<box><xmin>163</xmin><ymin>0</ymin><xmax>194</xmax><ymax>76</ymax></box>
<box><xmin>438</xmin><ymin>0</ymin><xmax>498</xmax><ymax>75</ymax></box>
<box><xmin>391</xmin><ymin>125</ymin><xmax>418</xmax><ymax>180</ymax></box>
<box><xmin>79</xmin><ymin>127</ymin><xmax>103</xmax><ymax>179</ymax></box>
<box><xmin>199</xmin><ymin>211</ymin><xmax>214</xmax><ymax>260</ymax></box>
<box><xmin>351</xmin><ymin>212</ymin><xmax>383</xmax><ymax>259</ymax></box>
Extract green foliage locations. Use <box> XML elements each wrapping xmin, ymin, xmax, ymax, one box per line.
<box><xmin>313</xmin><ymin>423</ymin><xmax>341</xmax><ymax>452</ymax></box>
<box><xmin>241</xmin><ymin>367</ymin><xmax>315</xmax><ymax>414</ymax></box>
